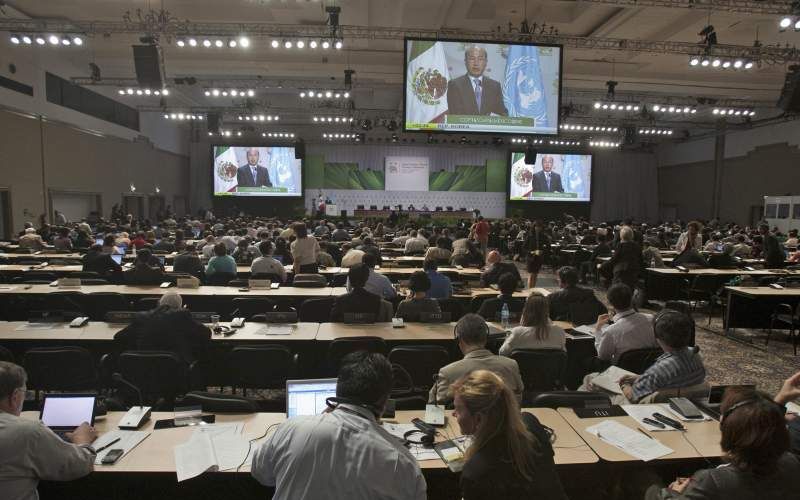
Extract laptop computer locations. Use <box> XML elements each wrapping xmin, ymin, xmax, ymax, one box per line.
<box><xmin>286</xmin><ymin>378</ymin><xmax>337</xmax><ymax>418</ymax></box>
<box><xmin>40</xmin><ymin>393</ymin><xmax>97</xmax><ymax>437</ymax></box>
<box><xmin>111</xmin><ymin>254</ymin><xmax>123</xmax><ymax>265</ymax></box>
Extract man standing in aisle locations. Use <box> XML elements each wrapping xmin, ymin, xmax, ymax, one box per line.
<box><xmin>237</xmin><ymin>148</ymin><xmax>272</xmax><ymax>188</ymax></box>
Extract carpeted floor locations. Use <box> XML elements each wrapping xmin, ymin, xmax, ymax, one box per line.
<box><xmin>526</xmin><ymin>265</ymin><xmax>798</xmax><ymax>397</ymax></box>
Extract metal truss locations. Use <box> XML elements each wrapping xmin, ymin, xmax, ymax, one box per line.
<box><xmin>570</xmin><ymin>0</ymin><xmax>795</xmax><ymax>15</ymax></box>
<box><xmin>1</xmin><ymin>18</ymin><xmax>798</xmax><ymax>61</ymax></box>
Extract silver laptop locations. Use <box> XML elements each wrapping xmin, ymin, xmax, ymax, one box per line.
<box><xmin>286</xmin><ymin>378</ymin><xmax>337</xmax><ymax>418</ymax></box>
<box><xmin>40</xmin><ymin>394</ymin><xmax>97</xmax><ymax>435</ymax></box>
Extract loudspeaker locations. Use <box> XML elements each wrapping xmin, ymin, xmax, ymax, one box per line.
<box><xmin>778</xmin><ymin>65</ymin><xmax>800</xmax><ymax>113</ymax></box>
<box><xmin>294</xmin><ymin>140</ymin><xmax>305</xmax><ymax>160</ymax></box>
<box><xmin>132</xmin><ymin>45</ymin><xmax>165</xmax><ymax>88</ymax></box>
<box><xmin>524</xmin><ymin>146</ymin><xmax>537</xmax><ymax>164</ymax></box>
<box><xmin>207</xmin><ymin>113</ymin><xmax>221</xmax><ymax>134</ymax></box>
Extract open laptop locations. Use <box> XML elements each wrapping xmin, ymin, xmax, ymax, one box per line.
<box><xmin>286</xmin><ymin>378</ymin><xmax>337</xmax><ymax>418</ymax></box>
<box><xmin>40</xmin><ymin>394</ymin><xmax>97</xmax><ymax>437</ymax></box>
<box><xmin>111</xmin><ymin>254</ymin><xmax>123</xmax><ymax>265</ymax></box>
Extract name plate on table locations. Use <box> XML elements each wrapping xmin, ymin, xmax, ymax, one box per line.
<box><xmin>58</xmin><ymin>278</ymin><xmax>81</xmax><ymax>288</ymax></box>
<box><xmin>177</xmin><ymin>277</ymin><xmax>200</xmax><ymax>288</ymax></box>
<box><xmin>248</xmin><ymin>279</ymin><xmax>271</xmax><ymax>289</ymax></box>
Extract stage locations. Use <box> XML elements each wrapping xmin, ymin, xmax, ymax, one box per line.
<box><xmin>352</xmin><ymin>209</ymin><xmax>474</xmax><ymax>219</ymax></box>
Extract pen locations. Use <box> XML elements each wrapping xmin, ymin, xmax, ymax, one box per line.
<box><xmin>95</xmin><ymin>437</ymin><xmax>121</xmax><ymax>453</ymax></box>
<box><xmin>642</xmin><ymin>417</ymin><xmax>666</xmax><ymax>429</ymax></box>
<box><xmin>637</xmin><ymin>428</ymin><xmax>654</xmax><ymax>440</ymax></box>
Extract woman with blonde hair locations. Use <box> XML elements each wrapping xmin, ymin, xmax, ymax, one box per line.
<box><xmin>499</xmin><ymin>291</ymin><xmax>566</xmax><ymax>356</ymax></box>
<box><xmin>452</xmin><ymin>370</ymin><xmax>567</xmax><ymax>500</ymax></box>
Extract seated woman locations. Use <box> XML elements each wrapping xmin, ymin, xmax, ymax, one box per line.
<box><xmin>647</xmin><ymin>385</ymin><xmax>800</xmax><ymax>499</ymax></box>
<box><xmin>395</xmin><ymin>271</ymin><xmax>441</xmax><ymax>322</ymax></box>
<box><xmin>452</xmin><ymin>370</ymin><xmax>568</xmax><ymax>500</ymax></box>
<box><xmin>205</xmin><ymin>242</ymin><xmax>237</xmax><ymax>277</ymax></box>
<box><xmin>499</xmin><ymin>292</ymin><xmax>566</xmax><ymax>356</ymax></box>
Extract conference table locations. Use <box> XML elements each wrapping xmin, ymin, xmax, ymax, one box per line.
<box><xmin>723</xmin><ymin>285</ymin><xmax>800</xmax><ymax>332</ymax></box>
<box><xmin>644</xmin><ymin>267</ymin><xmax>798</xmax><ymax>301</ymax></box>
<box><xmin>353</xmin><ymin>209</ymin><xmax>473</xmax><ymax>219</ymax></box>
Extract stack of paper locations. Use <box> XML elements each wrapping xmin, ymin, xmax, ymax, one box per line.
<box><xmin>591</xmin><ymin>366</ymin><xmax>638</xmax><ymax>395</ymax></box>
<box><xmin>92</xmin><ymin>430</ymin><xmax>150</xmax><ymax>465</ymax></box>
<box><xmin>174</xmin><ymin>423</ymin><xmax>251</xmax><ymax>481</ymax></box>
<box><xmin>585</xmin><ymin>420</ymin><xmax>673</xmax><ymax>461</ymax></box>
<box><xmin>255</xmin><ymin>325</ymin><xmax>296</xmax><ymax>336</ymax></box>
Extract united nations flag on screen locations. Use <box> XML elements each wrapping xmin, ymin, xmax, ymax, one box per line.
<box><xmin>503</xmin><ymin>45</ymin><xmax>548</xmax><ymax>127</ymax></box>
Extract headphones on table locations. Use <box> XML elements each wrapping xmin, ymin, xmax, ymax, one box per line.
<box><xmin>325</xmin><ymin>397</ymin><xmax>436</xmax><ymax>447</ymax></box>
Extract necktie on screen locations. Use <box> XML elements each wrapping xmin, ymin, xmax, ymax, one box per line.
<box><xmin>474</xmin><ymin>79</ymin><xmax>482</xmax><ymax>111</ymax></box>
<box><xmin>546</xmin><ymin>173</ymin><xmax>551</xmax><ymax>190</ymax></box>
<box><xmin>252</xmin><ymin>167</ymin><xmax>258</xmax><ymax>183</ymax></box>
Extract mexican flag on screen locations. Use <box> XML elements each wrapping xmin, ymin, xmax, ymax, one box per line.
<box><xmin>214</xmin><ymin>146</ymin><xmax>239</xmax><ymax>193</ymax></box>
<box><xmin>406</xmin><ymin>41</ymin><xmax>449</xmax><ymax>124</ymax></box>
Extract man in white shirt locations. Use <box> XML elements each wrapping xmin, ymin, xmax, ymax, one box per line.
<box><xmin>675</xmin><ymin>221</ymin><xmax>703</xmax><ymax>253</ymax></box>
<box><xmin>251</xmin><ymin>352</ymin><xmax>426</xmax><ymax>500</ymax></box>
<box><xmin>347</xmin><ymin>253</ymin><xmax>396</xmax><ymax>300</ymax></box>
<box><xmin>594</xmin><ymin>283</ymin><xmax>657</xmax><ymax>365</ymax></box>
<box><xmin>0</xmin><ymin>362</ymin><xmax>97</xmax><ymax>500</ymax></box>
<box><xmin>404</xmin><ymin>230</ymin><xmax>429</xmax><ymax>255</ymax></box>
<box><xmin>250</xmin><ymin>241</ymin><xmax>287</xmax><ymax>283</ymax></box>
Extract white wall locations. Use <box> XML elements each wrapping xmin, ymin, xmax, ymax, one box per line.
<box><xmin>305</xmin><ymin>189</ymin><xmax>507</xmax><ymax>218</ymax></box>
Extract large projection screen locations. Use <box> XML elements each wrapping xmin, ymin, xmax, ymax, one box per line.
<box><xmin>212</xmin><ymin>146</ymin><xmax>302</xmax><ymax>197</ymax></box>
<box><xmin>509</xmin><ymin>152</ymin><xmax>592</xmax><ymax>202</ymax></box>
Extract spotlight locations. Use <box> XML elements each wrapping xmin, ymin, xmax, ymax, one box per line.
<box><xmin>325</xmin><ymin>91</ymin><xmax>332</xmax><ymax>98</ymax></box>
<box><xmin>335</xmin><ymin>40</ymin><xmax>343</xmax><ymax>50</ymax></box>
<box><xmin>781</xmin><ymin>17</ymin><xmax>793</xmax><ymax>30</ymax></box>
<box><xmin>126</xmin><ymin>88</ymin><xmax>134</xmax><ymax>94</ymax></box>
<box><xmin>22</xmin><ymin>35</ymin><xmax>32</xmax><ymax>45</ymax></box>
<box><xmin>230</xmin><ymin>90</ymin><xmax>238</xmax><ymax>97</ymax></box>
<box><xmin>689</xmin><ymin>57</ymin><xmax>700</xmax><ymax>66</ymax></box>
<box><xmin>239</xmin><ymin>36</ymin><xmax>250</xmax><ymax>48</ymax></box>
<box><xmin>48</xmin><ymin>35</ymin><xmax>60</xmax><ymax>45</ymax></box>
<box><xmin>284</xmin><ymin>40</ymin><xmax>292</xmax><ymax>49</ymax></box>
<box><xmin>188</xmin><ymin>38</ymin><xmax>197</xmax><ymax>47</ymax></box>
<box><xmin>202</xmin><ymin>39</ymin><xmax>211</xmax><ymax>47</ymax></box>
<box><xmin>247</xmin><ymin>89</ymin><xmax>255</xmax><ymax>97</ymax></box>
<box><xmin>271</xmin><ymin>40</ymin><xmax>279</xmax><ymax>48</ymax></box>
<box><xmin>322</xmin><ymin>40</ymin><xmax>330</xmax><ymax>49</ymax></box>
<box><xmin>744</xmin><ymin>61</ymin><xmax>754</xmax><ymax>69</ymax></box>
<box><xmin>228</xmin><ymin>39</ymin><xmax>237</xmax><ymax>48</ymax></box>
<box><xmin>204</xmin><ymin>90</ymin><xmax>210</xmax><ymax>96</ymax></box>
<box><xmin>144</xmin><ymin>89</ymin><xmax>151</xmax><ymax>95</ymax></box>
<box><xmin>212</xmin><ymin>89</ymin><xmax>220</xmax><ymax>96</ymax></box>
<box><xmin>796</xmin><ymin>19</ymin><xmax>800</xmax><ymax>30</ymax></box>
<box><xmin>701</xmin><ymin>59</ymin><xmax>710</xmax><ymax>66</ymax></box>
<box><xmin>309</xmin><ymin>40</ymin><xmax>318</xmax><ymax>49</ymax></box>
<box><xmin>72</xmin><ymin>36</ymin><xmax>83</xmax><ymax>46</ymax></box>
<box><xmin>118</xmin><ymin>89</ymin><xmax>125</xmax><ymax>95</ymax></box>
<box><xmin>711</xmin><ymin>59</ymin><xmax>721</xmax><ymax>67</ymax></box>
<box><xmin>214</xmin><ymin>39</ymin><xmax>223</xmax><ymax>48</ymax></box>
<box><xmin>733</xmin><ymin>60</ymin><xmax>743</xmax><ymax>69</ymax></box>
<box><xmin>10</xmin><ymin>35</ymin><xmax>19</xmax><ymax>44</ymax></box>
<box><xmin>177</xmin><ymin>39</ymin><xmax>185</xmax><ymax>47</ymax></box>
<box><xmin>162</xmin><ymin>89</ymin><xmax>169</xmax><ymax>96</ymax></box>
<box><xmin>722</xmin><ymin>61</ymin><xmax>731</xmax><ymax>69</ymax></box>
<box><xmin>35</xmin><ymin>36</ymin><xmax>45</xmax><ymax>45</ymax></box>
<box><xmin>61</xmin><ymin>38</ymin><xmax>71</xmax><ymax>46</ymax></box>
<box><xmin>297</xmin><ymin>40</ymin><xmax>305</xmax><ymax>49</ymax></box>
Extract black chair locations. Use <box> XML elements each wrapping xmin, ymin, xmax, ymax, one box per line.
<box><xmin>13</xmin><ymin>272</ymin><xmax>57</xmax><ymax>283</ymax></box>
<box><xmin>530</xmin><ymin>391</ymin><xmax>612</xmax><ymax>409</ymax></box>
<box><xmin>567</xmin><ymin>297</ymin><xmax>606</xmax><ymax>327</ymax></box>
<box><xmin>136</xmin><ymin>297</ymin><xmax>160</xmax><ymax>311</ymax></box>
<box><xmin>0</xmin><ymin>345</ymin><xmax>15</xmax><ymax>362</ymax></box>
<box><xmin>228</xmin><ymin>345</ymin><xmax>298</xmax><ymax>396</ymax></box>
<box><xmin>44</xmin><ymin>291</ymin><xmax>86</xmax><ymax>315</ymax></box>
<box><xmin>437</xmin><ymin>298</ymin><xmax>465</xmax><ymax>321</ymax></box>
<box><xmin>177</xmin><ymin>391</ymin><xmax>258</xmax><ymax>413</ymax></box>
<box><xmin>510</xmin><ymin>349</ymin><xmax>567</xmax><ymax>401</ymax></box>
<box><xmin>205</xmin><ymin>272</ymin><xmax>236</xmax><ymax>286</ymax></box>
<box><xmin>388</xmin><ymin>346</ymin><xmax>450</xmax><ymax>393</ymax></box>
<box><xmin>299</xmin><ymin>297</ymin><xmax>335</xmax><ymax>322</ymax></box>
<box><xmin>683</xmin><ymin>275</ymin><xmax>724</xmax><ymax>313</ymax></box>
<box><xmin>327</xmin><ymin>336</ymin><xmax>387</xmax><ymax>372</ymax></box>
<box><xmin>80</xmin><ymin>279</ymin><xmax>110</xmax><ymax>285</ymax></box>
<box><xmin>23</xmin><ymin>346</ymin><xmax>96</xmax><ymax>399</ymax></box>
<box><xmin>86</xmin><ymin>292</ymin><xmax>130</xmax><ymax>321</ymax></box>
<box><xmin>469</xmin><ymin>295</ymin><xmax>491</xmax><ymax>314</ymax></box>
<box><xmin>230</xmin><ymin>298</ymin><xmax>276</xmax><ymax>320</ymax></box>
<box><xmin>117</xmin><ymin>351</ymin><xmax>192</xmax><ymax>409</ymax></box>
<box><xmin>616</xmin><ymin>347</ymin><xmax>664</xmax><ymax>373</ymax></box>
<box><xmin>767</xmin><ymin>303</ymin><xmax>799</xmax><ymax>356</ymax></box>
<box><xmin>70</xmin><ymin>271</ymin><xmax>101</xmax><ymax>279</ymax></box>
<box><xmin>330</xmin><ymin>274</ymin><xmax>348</xmax><ymax>287</ymax></box>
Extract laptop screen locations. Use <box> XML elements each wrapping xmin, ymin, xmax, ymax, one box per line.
<box><xmin>111</xmin><ymin>254</ymin><xmax>123</xmax><ymax>265</ymax></box>
<box><xmin>40</xmin><ymin>395</ymin><xmax>96</xmax><ymax>429</ymax></box>
<box><xmin>286</xmin><ymin>378</ymin><xmax>337</xmax><ymax>418</ymax></box>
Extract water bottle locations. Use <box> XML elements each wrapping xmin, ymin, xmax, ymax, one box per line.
<box><xmin>501</xmin><ymin>303</ymin><xmax>510</xmax><ymax>330</ymax></box>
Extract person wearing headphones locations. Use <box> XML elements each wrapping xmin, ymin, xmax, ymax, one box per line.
<box><xmin>646</xmin><ymin>384</ymin><xmax>800</xmax><ymax>499</ymax></box>
<box><xmin>251</xmin><ymin>351</ymin><xmax>426</xmax><ymax>500</ymax></box>
<box><xmin>453</xmin><ymin>370</ymin><xmax>567</xmax><ymax>500</ymax></box>
<box><xmin>429</xmin><ymin>314</ymin><xmax>523</xmax><ymax>405</ymax></box>
<box><xmin>618</xmin><ymin>309</ymin><xmax>705</xmax><ymax>403</ymax></box>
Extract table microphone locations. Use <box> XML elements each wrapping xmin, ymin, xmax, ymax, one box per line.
<box><xmin>112</xmin><ymin>373</ymin><xmax>152</xmax><ymax>430</ymax></box>
<box><xmin>424</xmin><ymin>374</ymin><xmax>446</xmax><ymax>426</ymax></box>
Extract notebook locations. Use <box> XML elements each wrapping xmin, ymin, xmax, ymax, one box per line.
<box><xmin>286</xmin><ymin>378</ymin><xmax>337</xmax><ymax>417</ymax></box>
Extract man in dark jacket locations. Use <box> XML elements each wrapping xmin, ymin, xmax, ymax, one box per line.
<box><xmin>123</xmin><ymin>248</ymin><xmax>165</xmax><ymax>285</ymax></box>
<box><xmin>480</xmin><ymin>250</ymin><xmax>521</xmax><ymax>288</ymax></box>
<box><xmin>330</xmin><ymin>264</ymin><xmax>388</xmax><ymax>322</ymax></box>
<box><xmin>172</xmin><ymin>243</ymin><xmax>203</xmax><ymax>277</ymax></box>
<box><xmin>82</xmin><ymin>244</ymin><xmax>122</xmax><ymax>279</ymax></box>
<box><xmin>477</xmin><ymin>272</ymin><xmax>524</xmax><ymax>322</ymax></box>
<box><xmin>761</xmin><ymin>224</ymin><xmax>786</xmax><ymax>268</ymax></box>
<box><xmin>548</xmin><ymin>266</ymin><xmax>606</xmax><ymax>325</ymax></box>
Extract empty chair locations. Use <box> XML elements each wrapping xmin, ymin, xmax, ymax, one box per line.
<box><xmin>616</xmin><ymin>347</ymin><xmax>664</xmax><ymax>373</ymax></box>
<box><xmin>23</xmin><ymin>346</ymin><xmax>96</xmax><ymax>399</ymax></box>
<box><xmin>437</xmin><ymin>298</ymin><xmax>465</xmax><ymax>321</ymax></box>
<box><xmin>299</xmin><ymin>297</ymin><xmax>335</xmax><ymax>322</ymax></box>
<box><xmin>388</xmin><ymin>346</ymin><xmax>450</xmax><ymax>393</ymax></box>
<box><xmin>136</xmin><ymin>297</ymin><xmax>160</xmax><ymax>311</ymax></box>
<box><xmin>327</xmin><ymin>336</ymin><xmax>387</xmax><ymax>373</ymax></box>
<box><xmin>230</xmin><ymin>297</ymin><xmax>276</xmax><ymax>319</ymax></box>
<box><xmin>116</xmin><ymin>351</ymin><xmax>192</xmax><ymax>408</ymax></box>
<box><xmin>330</xmin><ymin>274</ymin><xmax>348</xmax><ymax>287</ymax></box>
<box><xmin>510</xmin><ymin>349</ymin><xmax>567</xmax><ymax>400</ymax></box>
<box><xmin>44</xmin><ymin>291</ymin><xmax>85</xmax><ymax>315</ymax></box>
<box><xmin>0</xmin><ymin>345</ymin><xmax>15</xmax><ymax>362</ymax></box>
<box><xmin>13</xmin><ymin>272</ymin><xmax>57</xmax><ymax>283</ymax></box>
<box><xmin>86</xmin><ymin>292</ymin><xmax>130</xmax><ymax>321</ymax></box>
<box><xmin>177</xmin><ymin>391</ymin><xmax>258</xmax><ymax>413</ymax></box>
<box><xmin>530</xmin><ymin>391</ymin><xmax>611</xmax><ymax>409</ymax></box>
<box><xmin>767</xmin><ymin>302</ymin><xmax>799</xmax><ymax>356</ymax></box>
<box><xmin>228</xmin><ymin>345</ymin><xmax>297</xmax><ymax>396</ymax></box>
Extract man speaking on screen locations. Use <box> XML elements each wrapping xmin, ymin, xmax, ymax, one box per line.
<box><xmin>237</xmin><ymin>148</ymin><xmax>272</xmax><ymax>188</ymax></box>
<box><xmin>531</xmin><ymin>155</ymin><xmax>563</xmax><ymax>193</ymax></box>
<box><xmin>447</xmin><ymin>46</ymin><xmax>508</xmax><ymax>116</ymax></box>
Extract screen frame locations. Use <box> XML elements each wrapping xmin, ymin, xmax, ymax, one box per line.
<box><xmin>210</xmin><ymin>143</ymin><xmax>304</xmax><ymax>198</ymax></box>
<box><xmin>402</xmin><ymin>37</ymin><xmax>564</xmax><ymax>136</ymax></box>
<box><xmin>506</xmin><ymin>149</ymin><xmax>594</xmax><ymax>204</ymax></box>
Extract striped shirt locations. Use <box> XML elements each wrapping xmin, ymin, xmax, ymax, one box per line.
<box><xmin>631</xmin><ymin>347</ymin><xmax>705</xmax><ymax>402</ymax></box>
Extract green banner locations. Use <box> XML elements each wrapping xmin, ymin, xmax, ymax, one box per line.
<box><xmin>429</xmin><ymin>165</ymin><xmax>485</xmax><ymax>192</ymax></box>
<box><xmin>324</xmin><ymin>163</ymin><xmax>385</xmax><ymax>190</ymax></box>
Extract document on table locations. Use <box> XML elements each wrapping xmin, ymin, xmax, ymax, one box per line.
<box><xmin>14</xmin><ymin>323</ymin><xmax>57</xmax><ymax>331</ymax></box>
<box><xmin>572</xmin><ymin>324</ymin><xmax>596</xmax><ymax>336</ymax></box>
<box><xmin>92</xmin><ymin>430</ymin><xmax>150</xmax><ymax>465</ymax></box>
<box><xmin>255</xmin><ymin>325</ymin><xmax>296</xmax><ymax>336</ymax></box>
<box><xmin>622</xmin><ymin>405</ymin><xmax>679</xmax><ymax>431</ymax></box>
<box><xmin>175</xmin><ymin>432</ymin><xmax>218</xmax><ymax>481</ymax></box>
<box><xmin>175</xmin><ymin>423</ymin><xmax>251</xmax><ymax>479</ymax></box>
<box><xmin>381</xmin><ymin>423</ymin><xmax>441</xmax><ymax>462</ymax></box>
<box><xmin>585</xmin><ymin>420</ymin><xmax>673</xmax><ymax>461</ymax></box>
<box><xmin>591</xmin><ymin>366</ymin><xmax>638</xmax><ymax>395</ymax></box>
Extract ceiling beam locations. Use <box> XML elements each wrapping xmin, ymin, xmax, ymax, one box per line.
<box><xmin>561</xmin><ymin>0</ymin><xmax>794</xmax><ymax>15</ymax></box>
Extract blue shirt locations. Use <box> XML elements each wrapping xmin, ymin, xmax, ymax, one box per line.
<box><xmin>631</xmin><ymin>347</ymin><xmax>706</xmax><ymax>402</ymax></box>
<box><xmin>425</xmin><ymin>270</ymin><xmax>453</xmax><ymax>299</ymax></box>
<box><xmin>206</xmin><ymin>255</ymin><xmax>237</xmax><ymax>276</ymax></box>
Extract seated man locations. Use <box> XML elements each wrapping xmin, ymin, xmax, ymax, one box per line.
<box><xmin>113</xmin><ymin>292</ymin><xmax>211</xmax><ymax>365</ymax></box>
<box><xmin>477</xmin><ymin>272</ymin><xmax>524</xmax><ymax>322</ymax></box>
<box><xmin>404</xmin><ymin>230</ymin><xmax>429</xmax><ymax>255</ymax></box>
<box><xmin>479</xmin><ymin>250</ymin><xmax>521</xmax><ymax>288</ymax></box>
<box><xmin>395</xmin><ymin>271</ymin><xmax>441</xmax><ymax>321</ymax></box>
<box><xmin>0</xmin><ymin>361</ymin><xmax>97</xmax><ymax>500</ymax></box>
<box><xmin>340</xmin><ymin>245</ymin><xmax>365</xmax><ymax>268</ymax></box>
<box><xmin>423</xmin><ymin>258</ymin><xmax>453</xmax><ymax>300</ymax></box>
<box><xmin>357</xmin><ymin>237</ymin><xmax>383</xmax><ymax>266</ymax></box>
<box><xmin>251</xmin><ymin>352</ymin><xmax>426</xmax><ymax>499</ymax></box>
<box><xmin>594</xmin><ymin>283</ymin><xmax>657</xmax><ymax>365</ymax></box>
<box><xmin>18</xmin><ymin>228</ymin><xmax>45</xmax><ymax>251</ymax></box>
<box><xmin>424</xmin><ymin>237</ymin><xmax>453</xmax><ymax>264</ymax></box>
<box><xmin>82</xmin><ymin>243</ymin><xmax>122</xmax><ymax>279</ymax></box>
<box><xmin>250</xmin><ymin>241</ymin><xmax>287</xmax><ymax>283</ymax></box>
<box><xmin>547</xmin><ymin>266</ymin><xmax>606</xmax><ymax>324</ymax></box>
<box><xmin>708</xmin><ymin>243</ymin><xmax>738</xmax><ymax>269</ymax></box>
<box><xmin>123</xmin><ymin>248</ymin><xmax>166</xmax><ymax>285</ymax></box>
<box><xmin>348</xmin><ymin>253</ymin><xmax>396</xmax><ymax>301</ymax></box>
<box><xmin>732</xmin><ymin>234</ymin><xmax>753</xmax><ymax>258</ymax></box>
<box><xmin>429</xmin><ymin>314</ymin><xmax>523</xmax><ymax>404</ymax></box>
<box><xmin>579</xmin><ymin>233</ymin><xmax>612</xmax><ymax>283</ymax></box>
<box><xmin>330</xmin><ymin>263</ymin><xmax>392</xmax><ymax>322</ymax></box>
<box><xmin>331</xmin><ymin>223</ymin><xmax>349</xmax><ymax>242</ymax></box>
<box><xmin>172</xmin><ymin>243</ymin><xmax>204</xmax><ymax>277</ymax></box>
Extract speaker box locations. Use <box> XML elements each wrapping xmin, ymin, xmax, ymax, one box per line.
<box><xmin>524</xmin><ymin>146</ymin><xmax>537</xmax><ymax>164</ymax></box>
<box><xmin>207</xmin><ymin>113</ymin><xmax>220</xmax><ymax>134</ymax></box>
<box><xmin>294</xmin><ymin>141</ymin><xmax>305</xmax><ymax>160</ymax></box>
<box><xmin>132</xmin><ymin>45</ymin><xmax>165</xmax><ymax>88</ymax></box>
<box><xmin>778</xmin><ymin>65</ymin><xmax>800</xmax><ymax>113</ymax></box>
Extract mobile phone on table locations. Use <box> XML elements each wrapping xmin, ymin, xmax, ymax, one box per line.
<box><xmin>101</xmin><ymin>449</ymin><xmax>124</xmax><ymax>464</ymax></box>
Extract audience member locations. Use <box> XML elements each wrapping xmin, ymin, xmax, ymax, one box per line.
<box><xmin>594</xmin><ymin>283</ymin><xmax>657</xmax><ymax>365</ymax></box>
<box><xmin>250</xmin><ymin>241</ymin><xmax>287</xmax><ymax>283</ymax></box>
<box><xmin>330</xmin><ymin>264</ymin><xmax>392</xmax><ymax>322</ymax></box>
<box><xmin>579</xmin><ymin>233</ymin><xmax>612</xmax><ymax>283</ymax></box>
<box><xmin>675</xmin><ymin>221</ymin><xmax>703</xmax><ymax>253</ymax></box>
<box><xmin>205</xmin><ymin>242</ymin><xmax>236</xmax><ymax>277</ymax></box>
<box><xmin>600</xmin><ymin>225</ymin><xmax>643</xmax><ymax>289</ymax></box>
<box><xmin>172</xmin><ymin>243</ymin><xmax>203</xmax><ymax>277</ymax></box>
<box><xmin>423</xmin><ymin>258</ymin><xmax>453</xmax><ymax>300</ymax></box>
<box><xmin>547</xmin><ymin>266</ymin><xmax>606</xmax><ymax>323</ymax></box>
<box><xmin>348</xmin><ymin>253</ymin><xmax>396</xmax><ymax>300</ymax></box>
<box><xmin>395</xmin><ymin>271</ymin><xmax>441</xmax><ymax>321</ymax></box>
<box><xmin>480</xmin><ymin>250</ymin><xmax>521</xmax><ymax>288</ymax></box>
<box><xmin>18</xmin><ymin>228</ymin><xmax>45</xmax><ymax>251</ymax></box>
<box><xmin>424</xmin><ymin>237</ymin><xmax>453</xmax><ymax>264</ymax></box>
<box><xmin>123</xmin><ymin>248</ymin><xmax>165</xmax><ymax>285</ymax></box>
<box><xmin>82</xmin><ymin>243</ymin><xmax>122</xmax><ymax>278</ymax></box>
<box><xmin>290</xmin><ymin>222</ymin><xmax>320</xmax><ymax>274</ymax></box>
<box><xmin>524</xmin><ymin>221</ymin><xmax>550</xmax><ymax>288</ymax></box>
<box><xmin>499</xmin><ymin>292</ymin><xmax>566</xmax><ymax>355</ymax></box>
<box><xmin>404</xmin><ymin>230</ymin><xmax>429</xmax><ymax>255</ymax></box>
<box><xmin>477</xmin><ymin>272</ymin><xmax>524</xmax><ymax>322</ymax></box>
<box><xmin>761</xmin><ymin>224</ymin><xmax>785</xmax><ymax>268</ymax></box>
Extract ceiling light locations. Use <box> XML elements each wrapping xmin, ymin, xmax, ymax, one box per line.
<box><xmin>247</xmin><ymin>89</ymin><xmax>255</xmax><ymax>97</ymax></box>
<box><xmin>322</xmin><ymin>40</ymin><xmax>330</xmax><ymax>49</ymax></box>
<box><xmin>780</xmin><ymin>17</ymin><xmax>793</xmax><ymax>29</ymax></box>
<box><xmin>144</xmin><ymin>89</ymin><xmax>151</xmax><ymax>95</ymax></box>
<box><xmin>722</xmin><ymin>61</ymin><xmax>731</xmax><ymax>68</ymax></box>
<box><xmin>271</xmin><ymin>39</ymin><xmax>279</xmax><ymax>48</ymax></box>
<box><xmin>162</xmin><ymin>89</ymin><xmax>169</xmax><ymax>96</ymax></box>
<box><xmin>154</xmin><ymin>90</ymin><xmax>160</xmax><ymax>95</ymax></box>
<box><xmin>188</xmin><ymin>38</ymin><xmax>197</xmax><ymax>47</ymax></box>
<box><xmin>744</xmin><ymin>61</ymin><xmax>754</xmax><ymax>69</ymax></box>
<box><xmin>297</xmin><ymin>40</ymin><xmax>305</xmax><ymax>49</ymax></box>
<box><xmin>309</xmin><ymin>40</ymin><xmax>318</xmax><ymax>49</ymax></box>
<box><xmin>344</xmin><ymin>92</ymin><xmax>350</xmax><ymax>98</ymax></box>
<box><xmin>35</xmin><ymin>36</ymin><xmax>45</xmax><ymax>45</ymax></box>
<box><xmin>71</xmin><ymin>36</ymin><xmax>83</xmax><ymax>46</ymax></box>
<box><xmin>335</xmin><ymin>40</ymin><xmax>343</xmax><ymax>49</ymax></box>
<box><xmin>733</xmin><ymin>60</ymin><xmax>743</xmax><ymax>69</ymax></box>
<box><xmin>689</xmin><ymin>57</ymin><xmax>700</xmax><ymax>66</ymax></box>
<box><xmin>325</xmin><ymin>91</ymin><xmax>333</xmax><ymax>98</ymax></box>
<box><xmin>176</xmin><ymin>39</ymin><xmax>185</xmax><ymax>47</ymax></box>
<box><xmin>795</xmin><ymin>19</ymin><xmax>800</xmax><ymax>30</ymax></box>
<box><xmin>48</xmin><ymin>35</ymin><xmax>59</xmax><ymax>45</ymax></box>
<box><xmin>230</xmin><ymin>89</ymin><xmax>238</xmax><ymax>96</ymax></box>
<box><xmin>126</xmin><ymin>88</ymin><xmax>134</xmax><ymax>94</ymax></box>
<box><xmin>711</xmin><ymin>59</ymin><xmax>721</xmax><ymax>67</ymax></box>
<box><xmin>214</xmin><ymin>39</ymin><xmax>223</xmax><ymax>48</ymax></box>
<box><xmin>118</xmin><ymin>89</ymin><xmax>125</xmax><ymax>95</ymax></box>
<box><xmin>701</xmin><ymin>59</ymin><xmax>710</xmax><ymax>66</ymax></box>
<box><xmin>22</xmin><ymin>35</ymin><xmax>32</xmax><ymax>44</ymax></box>
<box><xmin>239</xmin><ymin>36</ymin><xmax>250</xmax><ymax>48</ymax></box>
<box><xmin>284</xmin><ymin>40</ymin><xmax>292</xmax><ymax>49</ymax></box>
<box><xmin>202</xmin><ymin>39</ymin><xmax>211</xmax><ymax>47</ymax></box>
<box><xmin>10</xmin><ymin>35</ymin><xmax>20</xmax><ymax>44</ymax></box>
<box><xmin>61</xmin><ymin>38</ymin><xmax>71</xmax><ymax>45</ymax></box>
<box><xmin>228</xmin><ymin>39</ymin><xmax>237</xmax><ymax>48</ymax></box>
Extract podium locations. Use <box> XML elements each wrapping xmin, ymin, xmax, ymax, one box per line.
<box><xmin>325</xmin><ymin>204</ymin><xmax>338</xmax><ymax>216</ymax></box>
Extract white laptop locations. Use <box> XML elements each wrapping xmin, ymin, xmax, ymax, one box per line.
<box><xmin>40</xmin><ymin>394</ymin><xmax>97</xmax><ymax>436</ymax></box>
<box><xmin>285</xmin><ymin>378</ymin><xmax>337</xmax><ymax>418</ymax></box>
